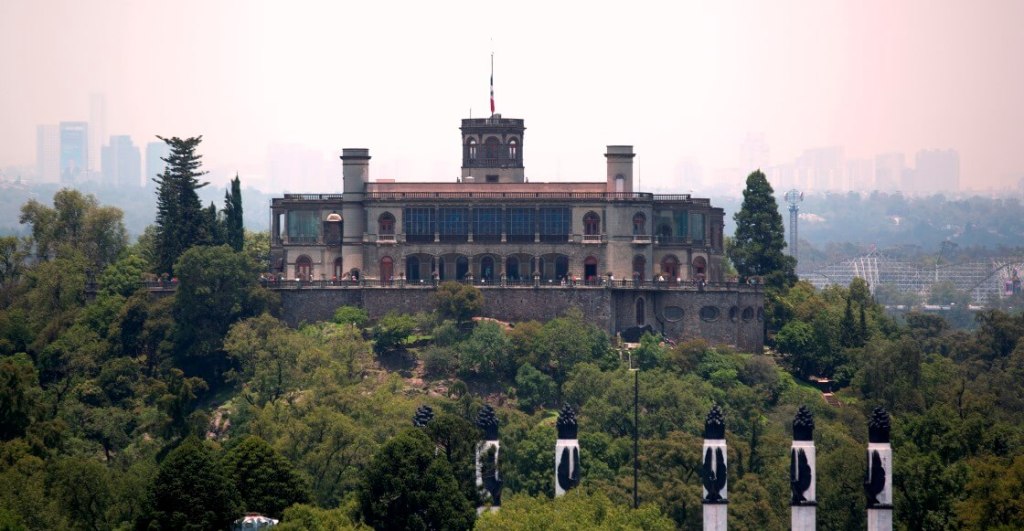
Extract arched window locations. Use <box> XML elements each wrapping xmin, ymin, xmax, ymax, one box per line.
<box><xmin>633</xmin><ymin>255</ymin><xmax>646</xmax><ymax>281</ymax></box>
<box><xmin>456</xmin><ymin>255</ymin><xmax>470</xmax><ymax>280</ymax></box>
<box><xmin>467</xmin><ymin>138</ymin><xmax>477</xmax><ymax>160</ymax></box>
<box><xmin>633</xmin><ymin>212</ymin><xmax>646</xmax><ymax>235</ymax></box>
<box><xmin>295</xmin><ymin>255</ymin><xmax>312</xmax><ymax>281</ymax></box>
<box><xmin>583</xmin><ymin>212</ymin><xmax>600</xmax><ymax>236</ymax></box>
<box><xmin>506</xmin><ymin>256</ymin><xmax>520</xmax><ymax>280</ymax></box>
<box><xmin>380</xmin><ymin>256</ymin><xmax>394</xmax><ymax>283</ymax></box>
<box><xmin>378</xmin><ymin>212</ymin><xmax>395</xmax><ymax>237</ymax></box>
<box><xmin>484</xmin><ymin>137</ymin><xmax>500</xmax><ymax>159</ymax></box>
<box><xmin>636</xmin><ymin>298</ymin><xmax>646</xmax><ymax>326</ymax></box>
<box><xmin>615</xmin><ymin>174</ymin><xmax>625</xmax><ymax>193</ymax></box>
<box><xmin>508</xmin><ymin>138</ymin><xmax>518</xmax><ymax>160</ymax></box>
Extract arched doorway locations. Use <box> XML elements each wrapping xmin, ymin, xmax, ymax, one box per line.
<box><xmin>406</xmin><ymin>256</ymin><xmax>420</xmax><ymax>281</ymax></box>
<box><xmin>584</xmin><ymin>256</ymin><xmax>598</xmax><ymax>283</ymax></box>
<box><xmin>632</xmin><ymin>212</ymin><xmax>646</xmax><ymax>235</ymax></box>
<box><xmin>661</xmin><ymin>255</ymin><xmax>680</xmax><ymax>283</ymax></box>
<box><xmin>633</xmin><ymin>255</ymin><xmax>646</xmax><ymax>282</ymax></box>
<box><xmin>380</xmin><ymin>256</ymin><xmax>394</xmax><ymax>283</ymax></box>
<box><xmin>506</xmin><ymin>256</ymin><xmax>520</xmax><ymax>280</ymax></box>
<box><xmin>378</xmin><ymin>212</ymin><xmax>395</xmax><ymax>240</ymax></box>
<box><xmin>692</xmin><ymin>256</ymin><xmax>707</xmax><ymax>280</ymax></box>
<box><xmin>333</xmin><ymin>257</ymin><xmax>344</xmax><ymax>280</ymax></box>
<box><xmin>456</xmin><ymin>256</ymin><xmax>469</xmax><ymax>280</ymax></box>
<box><xmin>480</xmin><ymin>256</ymin><xmax>495</xmax><ymax>282</ymax></box>
<box><xmin>295</xmin><ymin>255</ymin><xmax>312</xmax><ymax>281</ymax></box>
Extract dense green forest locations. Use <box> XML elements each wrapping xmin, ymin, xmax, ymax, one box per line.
<box><xmin>3</xmin><ymin>181</ymin><xmax>1024</xmax><ymax>529</ymax></box>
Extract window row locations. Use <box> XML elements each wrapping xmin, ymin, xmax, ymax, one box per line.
<box><xmin>401</xmin><ymin>207</ymin><xmax>573</xmax><ymax>243</ymax></box>
<box><xmin>465</xmin><ymin>137</ymin><xmax>519</xmax><ymax>161</ymax></box>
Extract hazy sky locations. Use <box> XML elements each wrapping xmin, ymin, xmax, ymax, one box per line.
<box><xmin>2</xmin><ymin>0</ymin><xmax>1022</xmax><ymax>193</ymax></box>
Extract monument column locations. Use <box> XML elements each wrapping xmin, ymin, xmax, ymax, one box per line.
<box><xmin>554</xmin><ymin>405</ymin><xmax>580</xmax><ymax>497</ymax></box>
<box><xmin>702</xmin><ymin>405</ymin><xmax>727</xmax><ymax>531</ymax></box>
<box><xmin>791</xmin><ymin>406</ymin><xmax>816</xmax><ymax>531</ymax></box>
<box><xmin>475</xmin><ymin>405</ymin><xmax>502</xmax><ymax>513</ymax></box>
<box><xmin>866</xmin><ymin>407</ymin><xmax>893</xmax><ymax>531</ymax></box>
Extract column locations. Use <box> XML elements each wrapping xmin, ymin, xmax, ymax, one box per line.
<box><xmin>554</xmin><ymin>405</ymin><xmax>580</xmax><ymax>497</ymax></box>
<box><xmin>702</xmin><ymin>405</ymin><xmax>727</xmax><ymax>531</ymax></box>
<box><xmin>791</xmin><ymin>405</ymin><xmax>816</xmax><ymax>531</ymax></box>
<box><xmin>866</xmin><ymin>407</ymin><xmax>893</xmax><ymax>531</ymax></box>
<box><xmin>476</xmin><ymin>405</ymin><xmax>502</xmax><ymax>513</ymax></box>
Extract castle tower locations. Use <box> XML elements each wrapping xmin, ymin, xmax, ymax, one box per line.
<box><xmin>341</xmin><ymin>148</ymin><xmax>370</xmax><ymax>277</ymax></box>
<box><xmin>605</xmin><ymin>145</ymin><xmax>635</xmax><ymax>194</ymax></box>
<box><xmin>460</xmin><ymin>115</ymin><xmax>525</xmax><ymax>183</ymax></box>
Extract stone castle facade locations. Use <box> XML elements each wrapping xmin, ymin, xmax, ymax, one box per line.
<box><xmin>268</xmin><ymin>114</ymin><xmax>764</xmax><ymax>351</ymax></box>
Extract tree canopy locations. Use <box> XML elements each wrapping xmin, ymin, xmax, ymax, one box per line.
<box><xmin>728</xmin><ymin>170</ymin><xmax>796</xmax><ymax>290</ymax></box>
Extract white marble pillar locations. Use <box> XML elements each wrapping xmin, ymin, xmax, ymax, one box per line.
<box><xmin>702</xmin><ymin>405</ymin><xmax>727</xmax><ymax>531</ymax></box>
<box><xmin>554</xmin><ymin>405</ymin><xmax>580</xmax><ymax>497</ymax></box>
<box><xmin>791</xmin><ymin>405</ymin><xmax>817</xmax><ymax>531</ymax></box>
<box><xmin>476</xmin><ymin>405</ymin><xmax>502</xmax><ymax>513</ymax></box>
<box><xmin>866</xmin><ymin>407</ymin><xmax>893</xmax><ymax>531</ymax></box>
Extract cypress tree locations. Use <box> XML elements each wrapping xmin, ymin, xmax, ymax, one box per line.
<box><xmin>152</xmin><ymin>136</ymin><xmax>209</xmax><ymax>275</ymax></box>
<box><xmin>224</xmin><ymin>174</ymin><xmax>244</xmax><ymax>252</ymax></box>
<box><xmin>728</xmin><ymin>170</ymin><xmax>797</xmax><ymax>290</ymax></box>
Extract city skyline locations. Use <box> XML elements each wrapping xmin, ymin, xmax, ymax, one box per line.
<box><xmin>2</xmin><ymin>1</ymin><xmax>1022</xmax><ymax>194</ymax></box>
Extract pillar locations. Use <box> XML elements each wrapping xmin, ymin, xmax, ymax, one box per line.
<box><xmin>554</xmin><ymin>404</ymin><xmax>580</xmax><ymax>497</ymax></box>
<box><xmin>476</xmin><ymin>405</ymin><xmax>502</xmax><ymax>513</ymax></box>
<box><xmin>702</xmin><ymin>405</ymin><xmax>727</xmax><ymax>531</ymax></box>
<box><xmin>866</xmin><ymin>406</ymin><xmax>893</xmax><ymax>531</ymax></box>
<box><xmin>791</xmin><ymin>405</ymin><xmax>816</xmax><ymax>531</ymax></box>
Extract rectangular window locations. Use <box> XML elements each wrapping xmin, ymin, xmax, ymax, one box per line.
<box><xmin>507</xmin><ymin>207</ymin><xmax>535</xmax><ymax>243</ymax></box>
<box><xmin>690</xmin><ymin>213</ymin><xmax>705</xmax><ymax>242</ymax></box>
<box><xmin>539</xmin><ymin>207</ymin><xmax>570</xmax><ymax>243</ymax></box>
<box><xmin>404</xmin><ymin>207</ymin><xmax>435</xmax><ymax>243</ymax></box>
<box><xmin>438</xmin><ymin>207</ymin><xmax>468</xmax><ymax>243</ymax></box>
<box><xmin>674</xmin><ymin>211</ymin><xmax>689</xmax><ymax>242</ymax></box>
<box><xmin>286</xmin><ymin>210</ymin><xmax>320</xmax><ymax>243</ymax></box>
<box><xmin>486</xmin><ymin>175</ymin><xmax>499</xmax><ymax>183</ymax></box>
<box><xmin>473</xmin><ymin>207</ymin><xmax>502</xmax><ymax>242</ymax></box>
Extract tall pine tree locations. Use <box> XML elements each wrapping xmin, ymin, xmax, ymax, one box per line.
<box><xmin>223</xmin><ymin>174</ymin><xmax>244</xmax><ymax>252</ymax></box>
<box><xmin>728</xmin><ymin>170</ymin><xmax>797</xmax><ymax>290</ymax></box>
<box><xmin>153</xmin><ymin>136</ymin><xmax>209</xmax><ymax>275</ymax></box>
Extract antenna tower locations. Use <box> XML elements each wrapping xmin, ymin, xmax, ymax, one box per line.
<box><xmin>784</xmin><ymin>189</ymin><xmax>803</xmax><ymax>260</ymax></box>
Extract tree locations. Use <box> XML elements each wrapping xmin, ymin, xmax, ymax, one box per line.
<box><xmin>224</xmin><ymin>174</ymin><xmax>245</xmax><ymax>252</ymax></box>
<box><xmin>475</xmin><ymin>491</ymin><xmax>674</xmax><ymax>530</ymax></box>
<box><xmin>147</xmin><ymin>436</ymin><xmax>239</xmax><ymax>531</ymax></box>
<box><xmin>457</xmin><ymin>320</ymin><xmax>510</xmax><ymax>377</ymax></box>
<box><xmin>0</xmin><ymin>353</ymin><xmax>42</xmax><ymax>440</ymax></box>
<box><xmin>18</xmin><ymin>189</ymin><xmax>127</xmax><ymax>268</ymax></box>
<box><xmin>221</xmin><ymin>435</ymin><xmax>309</xmax><ymax>519</ymax></box>
<box><xmin>172</xmin><ymin>245</ymin><xmax>277</xmax><ymax>385</ymax></box>
<box><xmin>434</xmin><ymin>281</ymin><xmax>483</xmax><ymax>324</ymax></box>
<box><xmin>514</xmin><ymin>363</ymin><xmax>556</xmax><ymax>413</ymax></box>
<box><xmin>372</xmin><ymin>312</ymin><xmax>416</xmax><ymax>355</ymax></box>
<box><xmin>359</xmin><ymin>429</ymin><xmax>475</xmax><ymax>531</ymax></box>
<box><xmin>224</xmin><ymin>314</ymin><xmax>310</xmax><ymax>405</ymax></box>
<box><xmin>332</xmin><ymin>306</ymin><xmax>369</xmax><ymax>329</ymax></box>
<box><xmin>152</xmin><ymin>135</ymin><xmax>209</xmax><ymax>275</ymax></box>
<box><xmin>728</xmin><ymin>170</ymin><xmax>796</xmax><ymax>290</ymax></box>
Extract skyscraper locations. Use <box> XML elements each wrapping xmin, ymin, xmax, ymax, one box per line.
<box><xmin>36</xmin><ymin>124</ymin><xmax>60</xmax><ymax>184</ymax></box>
<box><xmin>102</xmin><ymin>135</ymin><xmax>142</xmax><ymax>188</ymax></box>
<box><xmin>59</xmin><ymin>121</ymin><xmax>89</xmax><ymax>184</ymax></box>
<box><xmin>874</xmin><ymin>152</ymin><xmax>905</xmax><ymax>191</ymax></box>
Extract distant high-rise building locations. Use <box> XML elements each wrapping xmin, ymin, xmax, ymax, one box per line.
<box><xmin>89</xmin><ymin>94</ymin><xmax>107</xmax><ymax>172</ymax></box>
<box><xmin>36</xmin><ymin>124</ymin><xmax>60</xmax><ymax>184</ymax></box>
<box><xmin>145</xmin><ymin>141</ymin><xmax>170</xmax><ymax>185</ymax></box>
<box><xmin>796</xmin><ymin>146</ymin><xmax>844</xmax><ymax>191</ymax></box>
<box><xmin>914</xmin><ymin>149</ymin><xmax>959</xmax><ymax>195</ymax></box>
<box><xmin>845</xmin><ymin>159</ymin><xmax>874</xmax><ymax>192</ymax></box>
<box><xmin>59</xmin><ymin>121</ymin><xmax>89</xmax><ymax>184</ymax></box>
<box><xmin>874</xmin><ymin>152</ymin><xmax>905</xmax><ymax>191</ymax></box>
<box><xmin>739</xmin><ymin>133</ymin><xmax>770</xmax><ymax>173</ymax></box>
<box><xmin>102</xmin><ymin>135</ymin><xmax>141</xmax><ymax>188</ymax></box>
